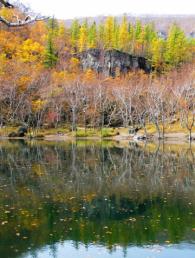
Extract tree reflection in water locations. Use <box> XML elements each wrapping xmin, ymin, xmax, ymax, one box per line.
<box><xmin>0</xmin><ymin>140</ymin><xmax>195</xmax><ymax>258</ymax></box>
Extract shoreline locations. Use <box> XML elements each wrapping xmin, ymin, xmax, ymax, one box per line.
<box><xmin>0</xmin><ymin>132</ymin><xmax>195</xmax><ymax>143</ymax></box>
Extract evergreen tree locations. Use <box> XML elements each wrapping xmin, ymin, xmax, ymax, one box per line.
<box><xmin>128</xmin><ymin>23</ymin><xmax>135</xmax><ymax>53</ymax></box>
<box><xmin>135</xmin><ymin>20</ymin><xmax>142</xmax><ymax>40</ymax></box>
<box><xmin>70</xmin><ymin>19</ymin><xmax>80</xmax><ymax>52</ymax></box>
<box><xmin>104</xmin><ymin>16</ymin><xmax>115</xmax><ymax>49</ymax></box>
<box><xmin>57</xmin><ymin>22</ymin><xmax>69</xmax><ymax>53</ymax></box>
<box><xmin>134</xmin><ymin>20</ymin><xmax>143</xmax><ymax>55</ymax></box>
<box><xmin>78</xmin><ymin>20</ymin><xmax>88</xmax><ymax>52</ymax></box>
<box><xmin>88</xmin><ymin>22</ymin><xmax>97</xmax><ymax>49</ymax></box>
<box><xmin>112</xmin><ymin>18</ymin><xmax>119</xmax><ymax>49</ymax></box>
<box><xmin>58</xmin><ymin>22</ymin><xmax>66</xmax><ymax>38</ymax></box>
<box><xmin>44</xmin><ymin>18</ymin><xmax>58</xmax><ymax>68</ymax></box>
<box><xmin>151</xmin><ymin>38</ymin><xmax>166</xmax><ymax>72</ymax></box>
<box><xmin>165</xmin><ymin>24</ymin><xmax>188</xmax><ymax>68</ymax></box>
<box><xmin>119</xmin><ymin>15</ymin><xmax>129</xmax><ymax>52</ymax></box>
<box><xmin>97</xmin><ymin>23</ymin><xmax>105</xmax><ymax>48</ymax></box>
<box><xmin>142</xmin><ymin>23</ymin><xmax>157</xmax><ymax>56</ymax></box>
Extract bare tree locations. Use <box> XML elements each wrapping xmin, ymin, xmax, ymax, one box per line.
<box><xmin>180</xmin><ymin>85</ymin><xmax>195</xmax><ymax>141</ymax></box>
<box><xmin>147</xmin><ymin>81</ymin><xmax>169</xmax><ymax>139</ymax></box>
<box><xmin>112</xmin><ymin>79</ymin><xmax>142</xmax><ymax>129</ymax></box>
<box><xmin>62</xmin><ymin>80</ymin><xmax>84</xmax><ymax>132</ymax></box>
<box><xmin>171</xmin><ymin>68</ymin><xmax>195</xmax><ymax>141</ymax></box>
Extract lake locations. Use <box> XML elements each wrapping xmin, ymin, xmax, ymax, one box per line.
<box><xmin>0</xmin><ymin>139</ymin><xmax>195</xmax><ymax>258</ymax></box>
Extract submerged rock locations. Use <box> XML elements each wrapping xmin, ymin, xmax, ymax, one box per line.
<box><xmin>76</xmin><ymin>48</ymin><xmax>151</xmax><ymax>77</ymax></box>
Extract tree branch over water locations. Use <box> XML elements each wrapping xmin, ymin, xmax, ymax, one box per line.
<box><xmin>0</xmin><ymin>0</ymin><xmax>49</xmax><ymax>27</ymax></box>
<box><xmin>0</xmin><ymin>0</ymin><xmax>14</xmax><ymax>8</ymax></box>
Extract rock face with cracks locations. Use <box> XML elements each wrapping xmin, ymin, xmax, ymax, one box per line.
<box><xmin>76</xmin><ymin>48</ymin><xmax>151</xmax><ymax>76</ymax></box>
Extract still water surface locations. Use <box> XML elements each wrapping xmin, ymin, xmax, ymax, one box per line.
<box><xmin>0</xmin><ymin>140</ymin><xmax>195</xmax><ymax>258</ymax></box>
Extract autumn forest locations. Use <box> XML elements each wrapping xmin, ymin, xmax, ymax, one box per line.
<box><xmin>0</xmin><ymin>1</ymin><xmax>195</xmax><ymax>139</ymax></box>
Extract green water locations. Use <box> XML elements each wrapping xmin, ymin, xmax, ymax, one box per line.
<box><xmin>0</xmin><ymin>140</ymin><xmax>195</xmax><ymax>258</ymax></box>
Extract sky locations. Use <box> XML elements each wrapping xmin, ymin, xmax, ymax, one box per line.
<box><xmin>22</xmin><ymin>0</ymin><xmax>195</xmax><ymax>19</ymax></box>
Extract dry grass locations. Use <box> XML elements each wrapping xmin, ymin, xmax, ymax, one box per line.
<box><xmin>138</xmin><ymin>120</ymin><xmax>195</xmax><ymax>135</ymax></box>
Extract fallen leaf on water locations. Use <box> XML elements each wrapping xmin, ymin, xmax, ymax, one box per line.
<box><xmin>1</xmin><ymin>221</ymin><xmax>8</xmax><ymax>225</ymax></box>
<box><xmin>31</xmin><ymin>223</ymin><xmax>38</xmax><ymax>227</ymax></box>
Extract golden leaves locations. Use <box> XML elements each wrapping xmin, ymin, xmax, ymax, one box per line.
<box><xmin>32</xmin><ymin>99</ymin><xmax>46</xmax><ymax>112</ymax></box>
<box><xmin>17</xmin><ymin>39</ymin><xmax>44</xmax><ymax>63</ymax></box>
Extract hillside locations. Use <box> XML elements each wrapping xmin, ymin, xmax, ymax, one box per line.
<box><xmin>0</xmin><ymin>2</ymin><xmax>194</xmax><ymax>140</ymax></box>
<box><xmin>64</xmin><ymin>14</ymin><xmax>195</xmax><ymax>36</ymax></box>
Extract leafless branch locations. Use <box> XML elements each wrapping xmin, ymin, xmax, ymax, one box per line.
<box><xmin>0</xmin><ymin>15</ymin><xmax>48</xmax><ymax>27</ymax></box>
<box><xmin>0</xmin><ymin>0</ymin><xmax>14</xmax><ymax>8</ymax></box>
<box><xmin>0</xmin><ymin>0</ymin><xmax>49</xmax><ymax>27</ymax></box>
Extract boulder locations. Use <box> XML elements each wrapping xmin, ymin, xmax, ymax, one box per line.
<box><xmin>76</xmin><ymin>48</ymin><xmax>151</xmax><ymax>77</ymax></box>
<box><xmin>8</xmin><ymin>132</ymin><xmax>18</xmax><ymax>138</ymax></box>
<box><xmin>17</xmin><ymin>127</ymin><xmax>28</xmax><ymax>137</ymax></box>
<box><xmin>8</xmin><ymin>127</ymin><xmax>28</xmax><ymax>138</ymax></box>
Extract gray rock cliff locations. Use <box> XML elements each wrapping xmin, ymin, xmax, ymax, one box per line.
<box><xmin>76</xmin><ymin>49</ymin><xmax>151</xmax><ymax>76</ymax></box>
